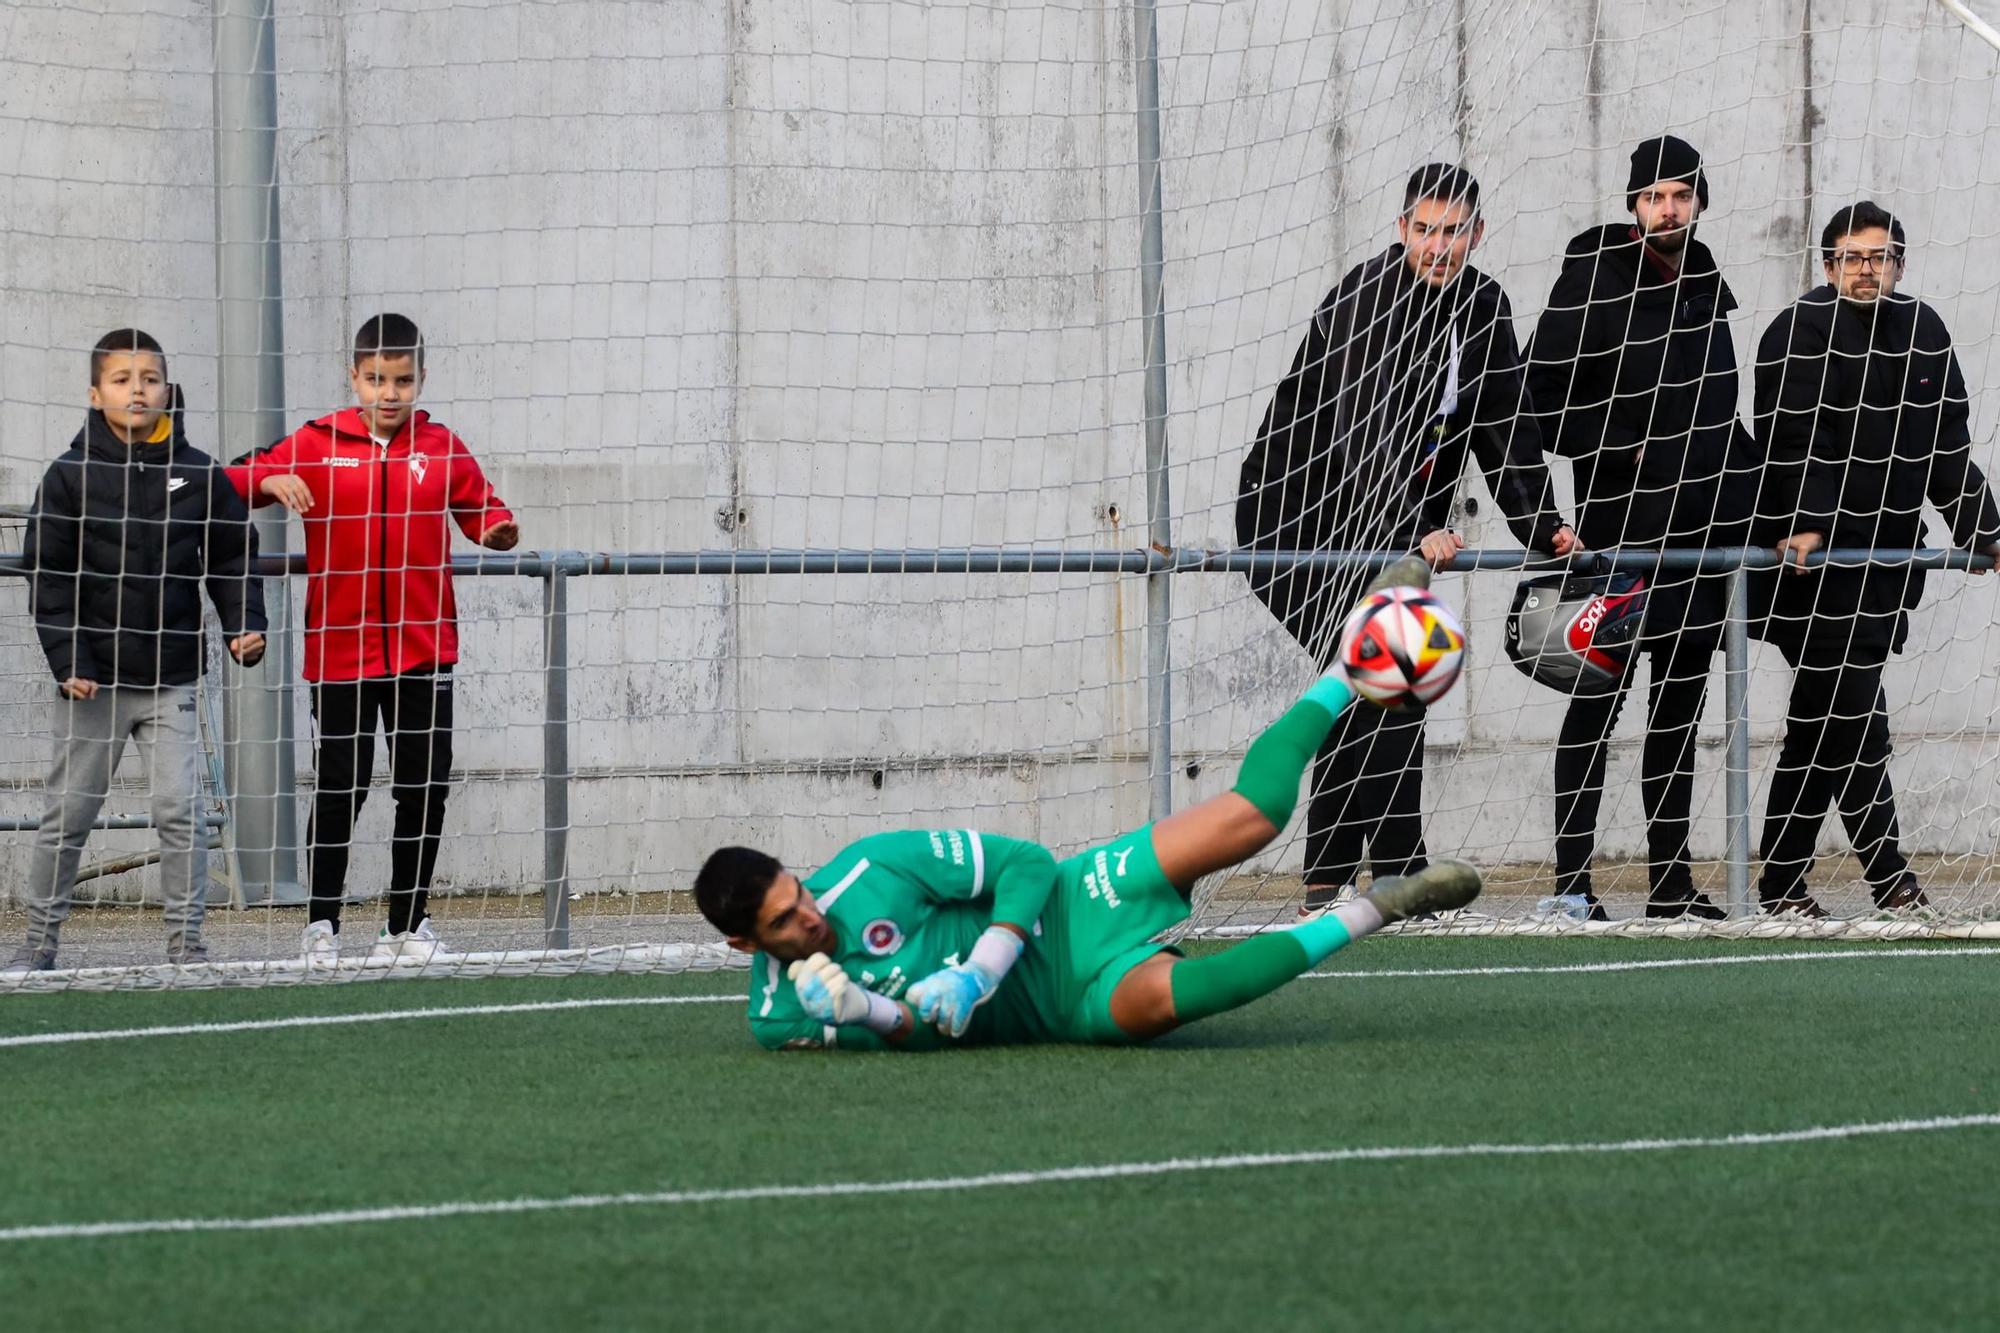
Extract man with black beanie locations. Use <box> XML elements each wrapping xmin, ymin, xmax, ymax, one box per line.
<box><xmin>1524</xmin><ymin>134</ymin><xmax>1750</xmax><ymax>920</ymax></box>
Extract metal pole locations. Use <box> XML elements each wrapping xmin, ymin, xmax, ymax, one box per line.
<box><xmin>213</xmin><ymin>0</ymin><xmax>302</xmax><ymax>904</ymax></box>
<box><xmin>1134</xmin><ymin>0</ymin><xmax>1174</xmax><ymax>822</ymax></box>
<box><xmin>0</xmin><ymin>815</ymin><xmax>227</xmax><ymax>833</ymax></box>
<box><xmin>543</xmin><ymin>563</ymin><xmax>573</xmax><ymax>948</ymax></box>
<box><xmin>1722</xmin><ymin>565</ymin><xmax>1753</xmax><ymax>916</ymax></box>
<box><xmin>1940</xmin><ymin>0</ymin><xmax>2000</xmax><ymax>54</ymax></box>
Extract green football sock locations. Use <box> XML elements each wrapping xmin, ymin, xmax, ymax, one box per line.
<box><xmin>1166</xmin><ymin>898</ymin><xmax>1382</xmax><ymax>1026</ymax></box>
<box><xmin>1230</xmin><ymin>671</ymin><xmax>1357</xmax><ymax>828</ymax></box>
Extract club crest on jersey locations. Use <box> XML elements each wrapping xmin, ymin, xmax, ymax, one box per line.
<box><xmin>862</xmin><ymin>918</ymin><xmax>903</xmax><ymax>956</ymax></box>
<box><xmin>408</xmin><ymin>452</ymin><xmax>428</xmax><ymax>483</ymax></box>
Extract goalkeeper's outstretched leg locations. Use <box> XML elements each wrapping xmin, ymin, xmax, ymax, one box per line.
<box><xmin>1107</xmin><ymin>555</ymin><xmax>1481</xmax><ymax>1040</ymax></box>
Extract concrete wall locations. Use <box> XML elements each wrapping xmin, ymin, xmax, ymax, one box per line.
<box><xmin>3</xmin><ymin>0</ymin><xmax>1999</xmax><ymax>906</ymax></box>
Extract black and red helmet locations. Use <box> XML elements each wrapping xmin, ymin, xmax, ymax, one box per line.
<box><xmin>1504</xmin><ymin>561</ymin><xmax>1648</xmax><ymax>695</ymax></box>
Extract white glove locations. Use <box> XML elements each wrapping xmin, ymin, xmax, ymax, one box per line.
<box><xmin>787</xmin><ymin>953</ymin><xmax>870</xmax><ymax>1026</ymax></box>
<box><xmin>906</xmin><ymin>959</ymin><xmax>1002</xmax><ymax>1039</ymax></box>
<box><xmin>906</xmin><ymin>927</ymin><xmax>1025</xmax><ymax>1039</ymax></box>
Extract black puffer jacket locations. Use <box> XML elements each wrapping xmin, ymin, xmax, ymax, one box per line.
<box><xmin>1526</xmin><ymin>225</ymin><xmax>1750</xmax><ymax>555</ymax></box>
<box><xmin>24</xmin><ymin>406</ymin><xmax>266</xmax><ymax>688</ymax></box>
<box><xmin>1237</xmin><ymin>246</ymin><xmax>1564</xmax><ymax>660</ymax></box>
<box><xmin>1749</xmin><ymin>287</ymin><xmax>2000</xmax><ymax>653</ymax></box>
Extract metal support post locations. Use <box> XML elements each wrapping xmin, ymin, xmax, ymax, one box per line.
<box><xmin>543</xmin><ymin>562</ymin><xmax>573</xmax><ymax>948</ymax></box>
<box><xmin>1134</xmin><ymin>0</ymin><xmax>1174</xmax><ymax>822</ymax></box>
<box><xmin>213</xmin><ymin>0</ymin><xmax>302</xmax><ymax>903</ymax></box>
<box><xmin>1722</xmin><ymin>564</ymin><xmax>1753</xmax><ymax>915</ymax></box>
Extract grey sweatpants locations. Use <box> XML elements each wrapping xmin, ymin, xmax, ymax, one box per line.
<box><xmin>23</xmin><ymin>685</ymin><xmax>207</xmax><ymax>963</ymax></box>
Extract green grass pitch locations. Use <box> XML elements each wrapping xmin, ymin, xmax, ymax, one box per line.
<box><xmin>3</xmin><ymin>937</ymin><xmax>1996</xmax><ymax>1331</ymax></box>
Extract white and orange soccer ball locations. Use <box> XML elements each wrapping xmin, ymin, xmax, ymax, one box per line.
<box><xmin>1338</xmin><ymin>588</ymin><xmax>1467</xmax><ymax>709</ymax></box>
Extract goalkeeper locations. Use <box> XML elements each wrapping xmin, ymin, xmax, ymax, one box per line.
<box><xmin>694</xmin><ymin>559</ymin><xmax>1479</xmax><ymax>1051</ymax></box>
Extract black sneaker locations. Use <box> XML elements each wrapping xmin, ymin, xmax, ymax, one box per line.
<box><xmin>1874</xmin><ymin>875</ymin><xmax>1930</xmax><ymax>912</ymax></box>
<box><xmin>5</xmin><ymin>948</ymin><xmax>55</xmax><ymax>972</ymax></box>
<box><xmin>1760</xmin><ymin>890</ymin><xmax>1830</xmax><ymax>919</ymax></box>
<box><xmin>1646</xmin><ymin>890</ymin><xmax>1728</xmax><ymax>921</ymax></box>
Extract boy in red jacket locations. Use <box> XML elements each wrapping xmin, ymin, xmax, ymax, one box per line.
<box><xmin>229</xmin><ymin>314</ymin><xmax>519</xmax><ymax>964</ymax></box>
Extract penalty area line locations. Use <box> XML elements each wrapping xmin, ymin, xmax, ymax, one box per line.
<box><xmin>3</xmin><ymin>1112</ymin><xmax>1995</xmax><ymax>1243</ymax></box>
<box><xmin>1306</xmin><ymin>943</ymin><xmax>2000</xmax><ymax>981</ymax></box>
<box><xmin>0</xmin><ymin>993</ymin><xmax>740</xmax><ymax>1050</ymax></box>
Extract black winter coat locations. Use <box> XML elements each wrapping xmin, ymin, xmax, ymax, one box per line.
<box><xmin>24</xmin><ymin>408</ymin><xmax>266</xmax><ymax>688</ymax></box>
<box><xmin>1526</xmin><ymin>225</ymin><xmax>1750</xmax><ymax>555</ymax></box>
<box><xmin>1749</xmin><ymin>287</ymin><xmax>2000</xmax><ymax>653</ymax></box>
<box><xmin>1237</xmin><ymin>246</ymin><xmax>1564</xmax><ymax>660</ymax></box>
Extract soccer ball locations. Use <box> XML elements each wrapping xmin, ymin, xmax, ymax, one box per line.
<box><xmin>1338</xmin><ymin>588</ymin><xmax>1467</xmax><ymax>709</ymax></box>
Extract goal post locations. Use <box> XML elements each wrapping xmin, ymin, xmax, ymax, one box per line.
<box><xmin>6</xmin><ymin>0</ymin><xmax>2000</xmax><ymax>989</ymax></box>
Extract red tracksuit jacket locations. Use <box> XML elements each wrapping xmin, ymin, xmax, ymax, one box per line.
<box><xmin>226</xmin><ymin>408</ymin><xmax>514</xmax><ymax>683</ymax></box>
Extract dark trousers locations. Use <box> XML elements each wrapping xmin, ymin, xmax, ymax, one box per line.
<box><xmin>308</xmin><ymin>672</ymin><xmax>454</xmax><ymax>934</ymax></box>
<box><xmin>1246</xmin><ymin>563</ymin><xmax>1429</xmax><ymax>890</ymax></box>
<box><xmin>1303</xmin><ymin>703</ymin><xmax>1428</xmax><ymax>888</ymax></box>
<box><xmin>1758</xmin><ymin>640</ymin><xmax>1908</xmax><ymax>903</ymax></box>
<box><xmin>1554</xmin><ymin>633</ymin><xmax>1717</xmax><ymax>899</ymax></box>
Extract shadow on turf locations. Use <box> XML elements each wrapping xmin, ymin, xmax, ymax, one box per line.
<box><xmin>1140</xmin><ymin>994</ymin><xmax>1573</xmax><ymax>1052</ymax></box>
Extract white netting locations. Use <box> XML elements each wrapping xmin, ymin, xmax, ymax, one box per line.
<box><xmin>1177</xmin><ymin>0</ymin><xmax>2000</xmax><ymax>931</ymax></box>
<box><xmin>6</xmin><ymin>0</ymin><xmax>2000</xmax><ymax>991</ymax></box>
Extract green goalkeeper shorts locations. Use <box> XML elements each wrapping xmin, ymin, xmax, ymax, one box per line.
<box><xmin>1000</xmin><ymin>824</ymin><xmax>1190</xmax><ymax>1045</ymax></box>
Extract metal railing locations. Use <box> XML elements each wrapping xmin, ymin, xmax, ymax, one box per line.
<box><xmin>6</xmin><ymin>544</ymin><xmax>1990</xmax><ymax>941</ymax></box>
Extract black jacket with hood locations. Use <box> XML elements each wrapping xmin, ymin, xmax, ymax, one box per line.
<box><xmin>24</xmin><ymin>400</ymin><xmax>266</xmax><ymax>689</ymax></box>
<box><xmin>1526</xmin><ymin>225</ymin><xmax>1751</xmax><ymax>558</ymax></box>
<box><xmin>1749</xmin><ymin>286</ymin><xmax>2000</xmax><ymax>653</ymax></box>
<box><xmin>1237</xmin><ymin>245</ymin><xmax>1564</xmax><ymax>659</ymax></box>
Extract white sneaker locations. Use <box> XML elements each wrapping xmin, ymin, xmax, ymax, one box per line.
<box><xmin>369</xmin><ymin>917</ymin><xmax>449</xmax><ymax>964</ymax></box>
<box><xmin>301</xmin><ymin>920</ymin><xmax>339</xmax><ymax>966</ymax></box>
<box><xmin>1296</xmin><ymin>885</ymin><xmax>1356</xmax><ymax>919</ymax></box>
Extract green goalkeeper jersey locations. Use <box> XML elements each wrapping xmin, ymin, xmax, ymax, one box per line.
<box><xmin>746</xmin><ymin>829</ymin><xmax>1061</xmax><ymax>1051</ymax></box>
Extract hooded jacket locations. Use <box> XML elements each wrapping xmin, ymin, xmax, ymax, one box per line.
<box><xmin>225</xmin><ymin>408</ymin><xmax>513</xmax><ymax>683</ymax></box>
<box><xmin>1237</xmin><ymin>245</ymin><xmax>1564</xmax><ymax>658</ymax></box>
<box><xmin>1750</xmin><ymin>286</ymin><xmax>2000</xmax><ymax>653</ymax></box>
<box><xmin>25</xmin><ymin>405</ymin><xmax>265</xmax><ymax>689</ymax></box>
<box><xmin>1525</xmin><ymin>225</ymin><xmax>1750</xmax><ymax>555</ymax></box>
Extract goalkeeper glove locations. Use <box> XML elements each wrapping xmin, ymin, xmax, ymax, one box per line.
<box><xmin>787</xmin><ymin>953</ymin><xmax>870</xmax><ymax>1025</ymax></box>
<box><xmin>907</xmin><ymin>926</ymin><xmax>1025</xmax><ymax>1039</ymax></box>
<box><xmin>787</xmin><ymin>953</ymin><xmax>904</xmax><ymax>1035</ymax></box>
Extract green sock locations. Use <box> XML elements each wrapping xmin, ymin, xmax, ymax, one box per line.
<box><xmin>1177</xmin><ymin>671</ymin><xmax>1366</xmax><ymax>1027</ymax></box>
<box><xmin>1231</xmin><ymin>671</ymin><xmax>1357</xmax><ymax>828</ymax></box>
<box><xmin>1167</xmin><ymin>905</ymin><xmax>1369</xmax><ymax>1026</ymax></box>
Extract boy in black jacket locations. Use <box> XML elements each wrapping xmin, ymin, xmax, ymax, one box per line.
<box><xmin>10</xmin><ymin>329</ymin><xmax>267</xmax><ymax>970</ymax></box>
<box><xmin>1749</xmin><ymin>203</ymin><xmax>2000</xmax><ymax>916</ymax></box>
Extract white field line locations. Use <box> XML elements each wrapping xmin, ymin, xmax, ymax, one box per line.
<box><xmin>3</xmin><ymin>1112</ymin><xmax>1994</xmax><ymax>1244</ymax></box>
<box><xmin>1305</xmin><ymin>943</ymin><xmax>2000</xmax><ymax>980</ymax></box>
<box><xmin>0</xmin><ymin>993</ymin><xmax>739</xmax><ymax>1049</ymax></box>
<box><xmin>6</xmin><ymin>945</ymin><xmax>1995</xmax><ymax>1052</ymax></box>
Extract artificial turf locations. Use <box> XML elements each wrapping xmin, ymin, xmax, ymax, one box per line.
<box><xmin>2</xmin><ymin>937</ymin><xmax>1996</xmax><ymax>1331</ymax></box>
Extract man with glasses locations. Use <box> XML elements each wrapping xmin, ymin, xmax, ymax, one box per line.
<box><xmin>1237</xmin><ymin>162</ymin><xmax>1575</xmax><ymax>916</ymax></box>
<box><xmin>1747</xmin><ymin>201</ymin><xmax>2000</xmax><ymax>916</ymax></box>
<box><xmin>1524</xmin><ymin>135</ymin><xmax>1748</xmax><ymax>921</ymax></box>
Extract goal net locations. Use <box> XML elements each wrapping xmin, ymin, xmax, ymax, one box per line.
<box><xmin>6</xmin><ymin>0</ymin><xmax>2000</xmax><ymax>988</ymax></box>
